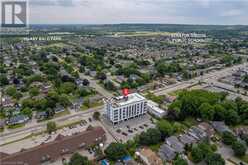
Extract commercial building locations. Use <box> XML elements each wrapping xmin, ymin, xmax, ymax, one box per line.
<box><xmin>0</xmin><ymin>127</ymin><xmax>106</xmax><ymax>165</ymax></box>
<box><xmin>147</xmin><ymin>100</ymin><xmax>167</xmax><ymax>118</ymax></box>
<box><xmin>104</xmin><ymin>93</ymin><xmax>147</xmax><ymax>124</ymax></box>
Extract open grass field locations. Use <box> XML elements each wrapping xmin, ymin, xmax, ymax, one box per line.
<box><xmin>112</xmin><ymin>31</ymin><xmax>176</xmax><ymax>37</ymax></box>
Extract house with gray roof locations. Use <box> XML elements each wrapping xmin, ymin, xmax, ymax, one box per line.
<box><xmin>6</xmin><ymin>115</ymin><xmax>29</xmax><ymax>125</ymax></box>
<box><xmin>188</xmin><ymin>126</ymin><xmax>207</xmax><ymax>140</ymax></box>
<box><xmin>211</xmin><ymin>121</ymin><xmax>231</xmax><ymax>134</ymax></box>
<box><xmin>178</xmin><ymin>134</ymin><xmax>197</xmax><ymax>145</ymax></box>
<box><xmin>166</xmin><ymin>136</ymin><xmax>185</xmax><ymax>153</ymax></box>
<box><xmin>159</xmin><ymin>144</ymin><xmax>176</xmax><ymax>162</ymax></box>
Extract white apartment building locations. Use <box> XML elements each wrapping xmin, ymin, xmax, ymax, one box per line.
<box><xmin>104</xmin><ymin>93</ymin><xmax>147</xmax><ymax>124</ymax></box>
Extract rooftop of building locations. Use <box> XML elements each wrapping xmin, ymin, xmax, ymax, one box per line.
<box><xmin>0</xmin><ymin>126</ymin><xmax>106</xmax><ymax>165</ymax></box>
<box><xmin>147</xmin><ymin>100</ymin><xmax>165</xmax><ymax>114</ymax></box>
<box><xmin>107</xmin><ymin>93</ymin><xmax>146</xmax><ymax>108</ymax></box>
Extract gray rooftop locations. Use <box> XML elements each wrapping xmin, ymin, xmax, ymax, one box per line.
<box><xmin>178</xmin><ymin>134</ymin><xmax>197</xmax><ymax>145</ymax></box>
<box><xmin>212</xmin><ymin>121</ymin><xmax>231</xmax><ymax>133</ymax></box>
<box><xmin>159</xmin><ymin>144</ymin><xmax>176</xmax><ymax>161</ymax></box>
<box><xmin>166</xmin><ymin>136</ymin><xmax>185</xmax><ymax>153</ymax></box>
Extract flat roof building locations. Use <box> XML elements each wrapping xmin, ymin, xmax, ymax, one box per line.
<box><xmin>0</xmin><ymin>126</ymin><xmax>106</xmax><ymax>165</ymax></box>
<box><xmin>105</xmin><ymin>93</ymin><xmax>147</xmax><ymax>124</ymax></box>
<box><xmin>147</xmin><ymin>100</ymin><xmax>167</xmax><ymax>118</ymax></box>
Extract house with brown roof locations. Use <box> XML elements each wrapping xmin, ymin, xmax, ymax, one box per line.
<box><xmin>0</xmin><ymin>126</ymin><xmax>106</xmax><ymax>165</ymax></box>
<box><xmin>136</xmin><ymin>147</ymin><xmax>163</xmax><ymax>165</ymax></box>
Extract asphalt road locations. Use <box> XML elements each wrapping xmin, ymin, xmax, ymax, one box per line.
<box><xmin>0</xmin><ymin>106</ymin><xmax>104</xmax><ymax>142</ymax></box>
<box><xmin>153</xmin><ymin>62</ymin><xmax>248</xmax><ymax>96</ymax></box>
<box><xmin>1</xmin><ymin>62</ymin><xmax>247</xmax><ymax>143</ymax></box>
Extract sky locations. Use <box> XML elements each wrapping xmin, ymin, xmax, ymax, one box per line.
<box><xmin>27</xmin><ymin>0</ymin><xmax>248</xmax><ymax>25</ymax></box>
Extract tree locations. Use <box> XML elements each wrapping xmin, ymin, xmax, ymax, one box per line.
<box><xmin>46</xmin><ymin>121</ymin><xmax>56</xmax><ymax>134</ymax></box>
<box><xmin>6</xmin><ymin>86</ymin><xmax>17</xmax><ymax>97</ymax></box>
<box><xmin>139</xmin><ymin>128</ymin><xmax>161</xmax><ymax>145</ymax></box>
<box><xmin>157</xmin><ymin>120</ymin><xmax>174</xmax><ymax>138</ymax></box>
<box><xmin>13</xmin><ymin>78</ymin><xmax>20</xmax><ymax>85</ymax></box>
<box><xmin>82</xmin><ymin>79</ymin><xmax>90</xmax><ymax>86</ymax></box>
<box><xmin>58</xmin><ymin>94</ymin><xmax>71</xmax><ymax>107</ymax></box>
<box><xmin>173</xmin><ymin>156</ymin><xmax>188</xmax><ymax>165</ymax></box>
<box><xmin>222</xmin><ymin>131</ymin><xmax>236</xmax><ymax>145</ymax></box>
<box><xmin>205</xmin><ymin>153</ymin><xmax>225</xmax><ymax>165</ymax></box>
<box><xmin>0</xmin><ymin>75</ymin><xmax>9</xmax><ymax>86</ymax></box>
<box><xmin>104</xmin><ymin>81</ymin><xmax>116</xmax><ymax>91</ymax></box>
<box><xmin>78</xmin><ymin>87</ymin><xmax>92</xmax><ymax>97</ymax></box>
<box><xmin>96</xmin><ymin>72</ymin><xmax>107</xmax><ymax>80</ymax></box>
<box><xmin>29</xmin><ymin>87</ymin><xmax>39</xmax><ymax>97</ymax></box>
<box><xmin>232</xmin><ymin>141</ymin><xmax>247</xmax><ymax>156</ymax></box>
<box><xmin>69</xmin><ymin>153</ymin><xmax>91</xmax><ymax>165</ymax></box>
<box><xmin>21</xmin><ymin>108</ymin><xmax>33</xmax><ymax>118</ymax></box>
<box><xmin>199</xmin><ymin>103</ymin><xmax>214</xmax><ymax>120</ymax></box>
<box><xmin>83</xmin><ymin>98</ymin><xmax>91</xmax><ymax>108</ymax></box>
<box><xmin>224</xmin><ymin>109</ymin><xmax>240</xmax><ymax>125</ymax></box>
<box><xmin>240</xmin><ymin>134</ymin><xmax>248</xmax><ymax>145</ymax></box>
<box><xmin>104</xmin><ymin>143</ymin><xmax>127</xmax><ymax>161</ymax></box>
<box><xmin>59</xmin><ymin>82</ymin><xmax>76</xmax><ymax>94</ymax></box>
<box><xmin>93</xmin><ymin>111</ymin><xmax>100</xmax><ymax>120</ymax></box>
<box><xmin>191</xmin><ymin>146</ymin><xmax>204</xmax><ymax>163</ymax></box>
<box><xmin>173</xmin><ymin>122</ymin><xmax>186</xmax><ymax>133</ymax></box>
<box><xmin>5</xmin><ymin>86</ymin><xmax>22</xmax><ymax>99</ymax></box>
<box><xmin>213</xmin><ymin>104</ymin><xmax>225</xmax><ymax>121</ymax></box>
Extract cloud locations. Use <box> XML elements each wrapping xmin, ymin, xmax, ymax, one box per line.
<box><xmin>220</xmin><ymin>9</ymin><xmax>243</xmax><ymax>17</ymax></box>
<box><xmin>30</xmin><ymin>0</ymin><xmax>90</xmax><ymax>7</ymax></box>
<box><xmin>28</xmin><ymin>0</ymin><xmax>248</xmax><ymax>25</ymax></box>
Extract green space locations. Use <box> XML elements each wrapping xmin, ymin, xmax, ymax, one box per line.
<box><xmin>7</xmin><ymin>123</ymin><xmax>25</xmax><ymax>129</ymax></box>
<box><xmin>54</xmin><ymin>109</ymin><xmax>70</xmax><ymax>118</ymax></box>
<box><xmin>240</xmin><ymin>155</ymin><xmax>248</xmax><ymax>164</ymax></box>
<box><xmin>81</xmin><ymin>100</ymin><xmax>103</xmax><ymax>111</ymax></box>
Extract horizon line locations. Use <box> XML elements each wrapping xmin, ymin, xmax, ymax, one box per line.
<box><xmin>29</xmin><ymin>23</ymin><xmax>248</xmax><ymax>26</ymax></box>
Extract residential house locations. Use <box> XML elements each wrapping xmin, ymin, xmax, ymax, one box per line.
<box><xmin>136</xmin><ymin>148</ymin><xmax>163</xmax><ymax>165</ymax></box>
<box><xmin>178</xmin><ymin>134</ymin><xmax>197</xmax><ymax>145</ymax></box>
<box><xmin>1</xmin><ymin>97</ymin><xmax>15</xmax><ymax>108</ymax></box>
<box><xmin>198</xmin><ymin>122</ymin><xmax>215</xmax><ymax>138</ymax></box>
<box><xmin>71</xmin><ymin>98</ymin><xmax>83</xmax><ymax>110</ymax></box>
<box><xmin>54</xmin><ymin>105</ymin><xmax>65</xmax><ymax>114</ymax></box>
<box><xmin>165</xmin><ymin>136</ymin><xmax>185</xmax><ymax>153</ymax></box>
<box><xmin>6</xmin><ymin>115</ymin><xmax>29</xmax><ymax>125</ymax></box>
<box><xmin>36</xmin><ymin>111</ymin><xmax>48</xmax><ymax>120</ymax></box>
<box><xmin>188</xmin><ymin>126</ymin><xmax>207</xmax><ymax>141</ymax></box>
<box><xmin>212</xmin><ymin>121</ymin><xmax>231</xmax><ymax>134</ymax></box>
<box><xmin>158</xmin><ymin>144</ymin><xmax>176</xmax><ymax>162</ymax></box>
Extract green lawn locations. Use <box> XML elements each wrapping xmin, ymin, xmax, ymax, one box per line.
<box><xmin>7</xmin><ymin>123</ymin><xmax>25</xmax><ymax>129</ymax></box>
<box><xmin>182</xmin><ymin>117</ymin><xmax>198</xmax><ymax>128</ymax></box>
<box><xmin>168</xmin><ymin>89</ymin><xmax>184</xmax><ymax>96</ymax></box>
<box><xmin>240</xmin><ymin>155</ymin><xmax>248</xmax><ymax>164</ymax></box>
<box><xmin>0</xmin><ymin>128</ymin><xmax>4</xmax><ymax>133</ymax></box>
<box><xmin>81</xmin><ymin>101</ymin><xmax>103</xmax><ymax>111</ymax></box>
<box><xmin>149</xmin><ymin>142</ymin><xmax>163</xmax><ymax>152</ymax></box>
<box><xmin>54</xmin><ymin>109</ymin><xmax>70</xmax><ymax>118</ymax></box>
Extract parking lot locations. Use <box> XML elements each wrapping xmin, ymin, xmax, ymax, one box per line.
<box><xmin>0</xmin><ymin>116</ymin><xmax>115</xmax><ymax>155</ymax></box>
<box><xmin>102</xmin><ymin>114</ymin><xmax>156</xmax><ymax>142</ymax></box>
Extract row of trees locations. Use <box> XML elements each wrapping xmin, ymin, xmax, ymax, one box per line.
<box><xmin>168</xmin><ymin>90</ymin><xmax>248</xmax><ymax>125</ymax></box>
<box><xmin>155</xmin><ymin>60</ymin><xmax>183</xmax><ymax>76</ymax></box>
<box><xmin>222</xmin><ymin>131</ymin><xmax>247</xmax><ymax>157</ymax></box>
<box><xmin>190</xmin><ymin>140</ymin><xmax>220</xmax><ymax>163</ymax></box>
